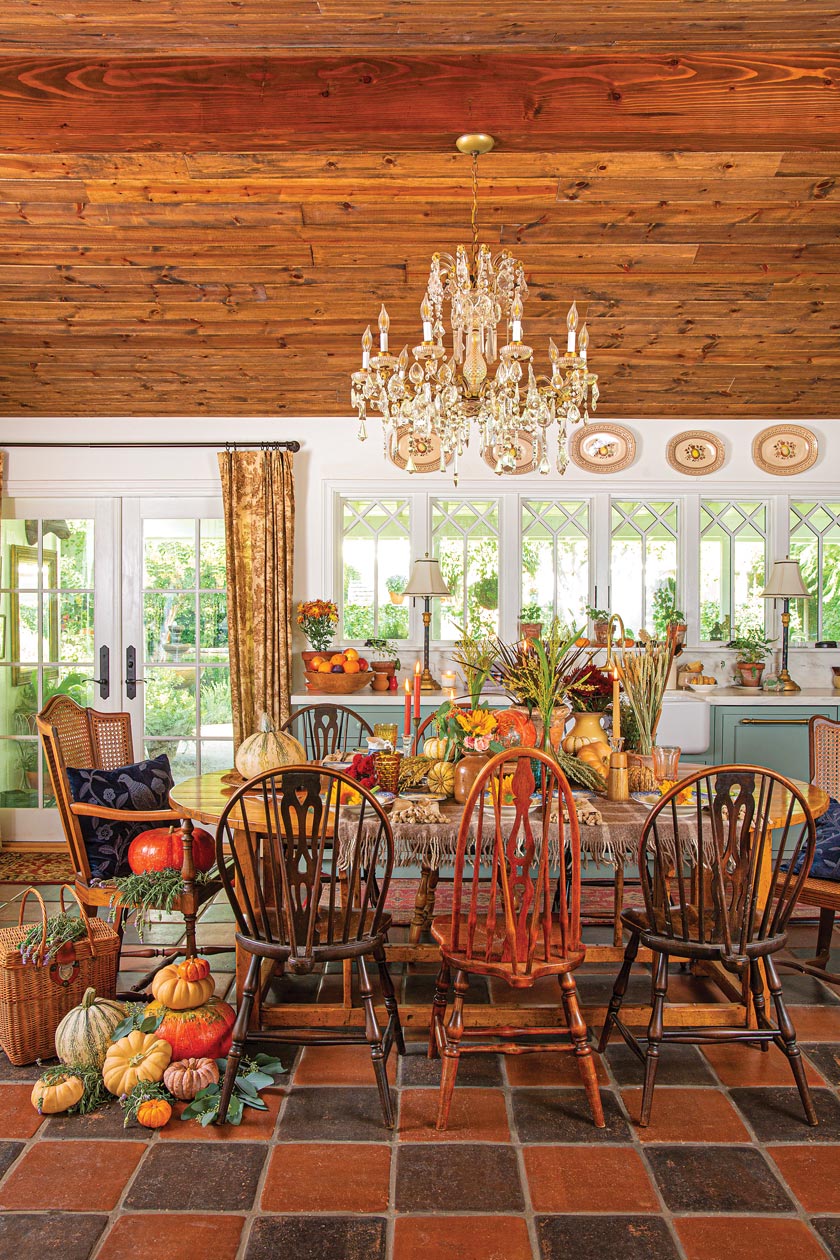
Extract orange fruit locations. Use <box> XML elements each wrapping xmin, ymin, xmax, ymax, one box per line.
<box><xmin>310</xmin><ymin>656</ymin><xmax>324</xmax><ymax>670</ymax></box>
<box><xmin>317</xmin><ymin>661</ymin><xmax>332</xmax><ymax>673</ymax></box>
<box><xmin>344</xmin><ymin>648</ymin><xmax>359</xmax><ymax>661</ymax></box>
<box><xmin>329</xmin><ymin>653</ymin><xmax>346</xmax><ymax>666</ymax></box>
<box><xmin>575</xmin><ymin>636</ymin><xmax>590</xmax><ymax>647</ymax></box>
<box><xmin>344</xmin><ymin>659</ymin><xmax>361</xmax><ymax>673</ymax></box>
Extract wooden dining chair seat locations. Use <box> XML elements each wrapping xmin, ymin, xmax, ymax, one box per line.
<box><xmin>214</xmin><ymin>765</ymin><xmax>404</xmax><ymax>1127</ymax></box>
<box><xmin>428</xmin><ymin>747</ymin><xmax>605</xmax><ymax>1132</ymax></box>
<box><xmin>598</xmin><ymin>765</ymin><xmax>818</xmax><ymax>1128</ymax></box>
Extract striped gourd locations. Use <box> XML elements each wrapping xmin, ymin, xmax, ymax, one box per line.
<box><xmin>55</xmin><ymin>987</ymin><xmax>126</xmax><ymax>1069</ymax></box>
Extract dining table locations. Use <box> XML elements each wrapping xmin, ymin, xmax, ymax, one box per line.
<box><xmin>169</xmin><ymin>768</ymin><xmax>829</xmax><ymax>1034</ymax></box>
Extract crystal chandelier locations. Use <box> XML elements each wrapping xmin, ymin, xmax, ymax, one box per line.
<box><xmin>350</xmin><ymin>134</ymin><xmax>600</xmax><ymax>483</ymax></box>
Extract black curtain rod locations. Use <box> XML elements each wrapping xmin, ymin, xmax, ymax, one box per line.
<box><xmin>0</xmin><ymin>440</ymin><xmax>301</xmax><ymax>451</ymax></box>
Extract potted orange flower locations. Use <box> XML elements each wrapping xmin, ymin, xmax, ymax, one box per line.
<box><xmin>297</xmin><ymin>598</ymin><xmax>338</xmax><ymax>669</ymax></box>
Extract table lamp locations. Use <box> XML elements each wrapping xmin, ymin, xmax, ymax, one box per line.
<box><xmin>761</xmin><ymin>557</ymin><xmax>810</xmax><ymax>693</ymax></box>
<box><xmin>403</xmin><ymin>553</ymin><xmax>450</xmax><ymax>691</ymax></box>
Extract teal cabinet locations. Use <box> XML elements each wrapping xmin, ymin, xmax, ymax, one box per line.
<box><xmin>713</xmin><ymin>704</ymin><xmax>838</xmax><ymax>781</ymax></box>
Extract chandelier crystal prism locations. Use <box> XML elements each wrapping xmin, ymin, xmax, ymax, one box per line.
<box><xmin>350</xmin><ymin>134</ymin><xmax>600</xmax><ymax>483</ymax></box>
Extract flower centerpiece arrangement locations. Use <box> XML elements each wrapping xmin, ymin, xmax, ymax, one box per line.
<box><xmin>494</xmin><ymin>619</ymin><xmax>585</xmax><ymax>752</ymax></box>
<box><xmin>566</xmin><ymin>663</ymin><xmax>613</xmax><ymax>713</ymax></box>
<box><xmin>297</xmin><ymin>598</ymin><xmax>338</xmax><ymax>655</ymax></box>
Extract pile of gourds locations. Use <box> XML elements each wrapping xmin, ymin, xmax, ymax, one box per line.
<box><xmin>561</xmin><ymin>726</ymin><xmax>611</xmax><ymax>785</ymax></box>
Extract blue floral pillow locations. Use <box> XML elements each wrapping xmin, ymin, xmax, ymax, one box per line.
<box><xmin>787</xmin><ymin>796</ymin><xmax>840</xmax><ymax>880</ymax></box>
<box><xmin>66</xmin><ymin>753</ymin><xmax>174</xmax><ymax>881</ymax></box>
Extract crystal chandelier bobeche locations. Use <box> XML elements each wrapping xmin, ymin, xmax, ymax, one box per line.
<box><xmin>351</xmin><ymin>134</ymin><xmax>599</xmax><ymax>484</ymax></box>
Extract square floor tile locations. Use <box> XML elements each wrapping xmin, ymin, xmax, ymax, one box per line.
<box><xmin>43</xmin><ymin>1102</ymin><xmax>154</xmax><ymax>1140</ymax></box>
<box><xmin>278</xmin><ymin>1087</ymin><xmax>392</xmax><ymax>1141</ymax></box>
<box><xmin>607</xmin><ymin>1043</ymin><xmax>715</xmax><ymax>1086</ymax></box>
<box><xmin>621</xmin><ymin>1087</ymin><xmax>750</xmax><ymax>1142</ymax></box>
<box><xmin>0</xmin><ymin>1212</ymin><xmax>108</xmax><ymax>1260</ymax></box>
<box><xmin>536</xmin><ymin>1215</ymin><xmax>680</xmax><ymax>1260</ymax></box>
<box><xmin>0</xmin><ymin>1084</ymin><xmax>45</xmax><ymax>1138</ymax></box>
<box><xmin>261</xmin><ymin>1143</ymin><xmax>391</xmax><ymax>1213</ymax></box>
<box><xmin>786</xmin><ymin>1007</ymin><xmax>840</xmax><ymax>1041</ymax></box>
<box><xmin>399</xmin><ymin>1047</ymin><xmax>504</xmax><ymax>1087</ymax></box>
<box><xmin>772</xmin><ymin>972</ymin><xmax>839</xmax><ymax>1004</ymax></box>
<box><xmin>645</xmin><ymin>1145</ymin><xmax>795</xmax><ymax>1213</ymax></box>
<box><xmin>293</xmin><ymin>1044</ymin><xmax>397</xmax><ymax>1086</ymax></box>
<box><xmin>769</xmin><ymin>1144</ymin><xmax>840</xmax><ymax>1212</ymax></box>
<box><xmin>244</xmin><ymin>1216</ymin><xmax>386</xmax><ymax>1260</ymax></box>
<box><xmin>504</xmin><ymin>1049</ymin><xmax>608</xmax><ymax>1088</ymax></box>
<box><xmin>511</xmin><ymin>1087</ymin><xmax>630</xmax><ymax>1143</ymax></box>
<box><xmin>675</xmin><ymin>1216</ymin><xmax>827</xmax><ymax>1260</ymax></box>
<box><xmin>0</xmin><ymin>1140</ymin><xmax>24</xmax><ymax>1180</ymax></box>
<box><xmin>702</xmin><ymin>1043</ymin><xmax>825</xmax><ymax>1087</ymax></box>
<box><xmin>812</xmin><ymin>1217</ymin><xmax>840</xmax><ymax>1258</ymax></box>
<box><xmin>124</xmin><ymin>1142</ymin><xmax>266</xmax><ymax>1211</ymax></box>
<box><xmin>805</xmin><ymin>1043</ymin><xmax>840</xmax><ymax>1084</ymax></box>
<box><xmin>525</xmin><ymin>1146</ymin><xmax>659</xmax><ymax>1212</ymax></box>
<box><xmin>0</xmin><ymin>1053</ymin><xmax>52</xmax><ymax>1082</ymax></box>
<box><xmin>404</xmin><ymin>972</ymin><xmax>490</xmax><ymax>1005</ymax></box>
<box><xmin>395</xmin><ymin>1144</ymin><xmax>524</xmax><ymax>1213</ymax></box>
<box><xmin>0</xmin><ymin>1140</ymin><xmax>145</xmax><ymax>1211</ymax></box>
<box><xmin>730</xmin><ymin>1086</ymin><xmax>840</xmax><ymax>1141</ymax></box>
<box><xmin>399</xmin><ymin>1087</ymin><xmax>510</xmax><ymax>1142</ymax></box>
<box><xmin>161</xmin><ymin>1090</ymin><xmax>283</xmax><ymax>1140</ymax></box>
<box><xmin>97</xmin><ymin>1214</ymin><xmax>245</xmax><ymax>1260</ymax></box>
<box><xmin>393</xmin><ymin>1216</ymin><xmax>533</xmax><ymax>1260</ymax></box>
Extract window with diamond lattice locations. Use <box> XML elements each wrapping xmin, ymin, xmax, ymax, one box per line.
<box><xmin>340</xmin><ymin>498</ymin><xmax>411</xmax><ymax>641</ymax></box>
<box><xmin>699</xmin><ymin>501</ymin><xmax>767</xmax><ymax>642</ymax></box>
<box><xmin>521</xmin><ymin>500</ymin><xmax>590</xmax><ymax>630</ymax></box>
<box><xmin>789</xmin><ymin>501</ymin><xmax>840</xmax><ymax>643</ymax></box>
<box><xmin>610</xmin><ymin>501</ymin><xmax>678</xmax><ymax>636</ymax></box>
<box><xmin>432</xmin><ymin>499</ymin><xmax>500</xmax><ymax>640</ymax></box>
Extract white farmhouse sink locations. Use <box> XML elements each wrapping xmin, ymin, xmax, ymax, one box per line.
<box><xmin>656</xmin><ymin>693</ymin><xmax>710</xmax><ymax>754</ymax></box>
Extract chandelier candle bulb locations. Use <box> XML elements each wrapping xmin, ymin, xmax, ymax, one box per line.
<box><xmin>421</xmin><ymin>294</ymin><xmax>434</xmax><ymax>343</ymax></box>
<box><xmin>378</xmin><ymin>304</ymin><xmax>389</xmax><ymax>352</ymax></box>
<box><xmin>579</xmin><ymin>325</ymin><xmax>589</xmax><ymax>362</ymax></box>
<box><xmin>362</xmin><ymin>325</ymin><xmax>372</xmax><ymax>369</ymax></box>
<box><xmin>567</xmin><ymin>302</ymin><xmax>578</xmax><ymax>353</ymax></box>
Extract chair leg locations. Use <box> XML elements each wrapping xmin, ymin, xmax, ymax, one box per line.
<box><xmin>748</xmin><ymin>959</ymin><xmax>771</xmax><ymax>1051</ymax></box>
<box><xmin>436</xmin><ymin>969</ymin><xmax>468</xmax><ymax>1131</ymax></box>
<box><xmin>428</xmin><ymin>961</ymin><xmax>451</xmax><ymax>1059</ymax></box>
<box><xmin>216</xmin><ymin>952</ymin><xmax>259</xmax><ymax>1125</ymax></box>
<box><xmin>560</xmin><ymin>971</ymin><xmax>605</xmax><ymax>1129</ymax></box>
<box><xmin>357</xmin><ymin>953</ymin><xmax>394</xmax><ymax>1128</ymax></box>
<box><xmin>597</xmin><ymin>929</ymin><xmax>641</xmax><ymax>1053</ymax></box>
<box><xmin>764</xmin><ymin>953</ymin><xmax>818</xmax><ymax>1127</ymax></box>
<box><xmin>640</xmin><ymin>950</ymin><xmax>669</xmax><ymax>1127</ymax></box>
<box><xmin>809</xmin><ymin>907</ymin><xmax>836</xmax><ymax>970</ymax></box>
<box><xmin>374</xmin><ymin>941</ymin><xmax>405</xmax><ymax>1056</ymax></box>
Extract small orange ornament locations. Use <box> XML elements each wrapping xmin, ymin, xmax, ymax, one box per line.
<box><xmin>136</xmin><ymin>1098</ymin><xmax>172</xmax><ymax>1129</ymax></box>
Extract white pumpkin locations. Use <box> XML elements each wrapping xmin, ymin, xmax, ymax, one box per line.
<box><xmin>235</xmin><ymin>712</ymin><xmax>306</xmax><ymax>778</ymax></box>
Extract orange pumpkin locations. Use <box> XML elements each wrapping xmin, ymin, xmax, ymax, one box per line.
<box><xmin>136</xmin><ymin>1098</ymin><xmax>172</xmax><ymax>1129</ymax></box>
<box><xmin>145</xmin><ymin>996</ymin><xmax>235</xmax><ymax>1060</ymax></box>
<box><xmin>151</xmin><ymin>958</ymin><xmax>215</xmax><ymax>1011</ymax></box>
<box><xmin>494</xmin><ymin>709</ymin><xmax>538</xmax><ymax>749</ymax></box>
<box><xmin>577</xmin><ymin>741</ymin><xmax>611</xmax><ymax>777</ymax></box>
<box><xmin>128</xmin><ymin>825</ymin><xmax>215</xmax><ymax>875</ymax></box>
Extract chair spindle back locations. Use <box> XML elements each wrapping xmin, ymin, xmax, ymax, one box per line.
<box><xmin>281</xmin><ymin>704</ymin><xmax>373</xmax><ymax>761</ymax></box>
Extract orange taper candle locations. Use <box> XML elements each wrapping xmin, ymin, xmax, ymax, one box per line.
<box><xmin>413</xmin><ymin>660</ymin><xmax>422</xmax><ymax>720</ymax></box>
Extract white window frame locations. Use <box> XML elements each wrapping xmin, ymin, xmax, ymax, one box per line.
<box><xmin>697</xmin><ymin>498</ymin><xmax>770</xmax><ymax>644</ymax></box>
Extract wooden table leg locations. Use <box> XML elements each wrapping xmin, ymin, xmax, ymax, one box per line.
<box><xmin>613</xmin><ymin>865</ymin><xmax>625</xmax><ymax>948</ymax></box>
<box><xmin>410</xmin><ymin>861</ymin><xmax>439</xmax><ymax>945</ymax></box>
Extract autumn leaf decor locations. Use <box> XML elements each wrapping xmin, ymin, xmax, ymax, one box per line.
<box><xmin>181</xmin><ymin>1053</ymin><xmax>287</xmax><ymax>1126</ymax></box>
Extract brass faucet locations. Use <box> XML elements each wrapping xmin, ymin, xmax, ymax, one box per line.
<box><xmin>604</xmin><ymin>613</ymin><xmax>626</xmax><ymax>670</ymax></box>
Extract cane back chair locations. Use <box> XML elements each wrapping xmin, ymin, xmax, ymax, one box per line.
<box><xmin>37</xmin><ymin>695</ymin><xmax>223</xmax><ymax>988</ymax></box>
<box><xmin>214</xmin><ymin>765</ymin><xmax>404</xmax><ymax>1127</ymax></box>
<box><xmin>429</xmin><ymin>746</ymin><xmax>605</xmax><ymax>1132</ymax></box>
<box><xmin>280</xmin><ymin>703</ymin><xmax>373</xmax><ymax>761</ymax></box>
<box><xmin>599</xmin><ymin>765</ymin><xmax>818</xmax><ymax>1127</ymax></box>
<box><xmin>779</xmin><ymin>714</ymin><xmax>840</xmax><ymax>982</ymax></box>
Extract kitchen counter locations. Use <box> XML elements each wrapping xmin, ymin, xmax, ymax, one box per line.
<box><xmin>691</xmin><ymin>687</ymin><xmax>840</xmax><ymax>706</ymax></box>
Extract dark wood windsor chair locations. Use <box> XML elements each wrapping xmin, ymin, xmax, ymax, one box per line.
<box><xmin>429</xmin><ymin>746</ymin><xmax>605</xmax><ymax>1132</ymax></box>
<box><xmin>214</xmin><ymin>764</ymin><xmax>405</xmax><ymax>1127</ymax></box>
<box><xmin>598</xmin><ymin>765</ymin><xmax>818</xmax><ymax>1126</ymax></box>
<box><xmin>280</xmin><ymin>703</ymin><xmax>373</xmax><ymax>761</ymax></box>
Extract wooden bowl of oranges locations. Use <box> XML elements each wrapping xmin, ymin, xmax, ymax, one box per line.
<box><xmin>305</xmin><ymin>649</ymin><xmax>372</xmax><ymax>693</ymax></box>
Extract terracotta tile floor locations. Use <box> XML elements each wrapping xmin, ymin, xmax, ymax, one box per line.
<box><xmin>4</xmin><ymin>884</ymin><xmax>840</xmax><ymax>1257</ymax></box>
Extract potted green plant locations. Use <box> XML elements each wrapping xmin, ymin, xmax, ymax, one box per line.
<box><xmin>729</xmin><ymin>633</ymin><xmax>775</xmax><ymax>688</ymax></box>
<box><xmin>364</xmin><ymin>638</ymin><xmax>402</xmax><ymax>692</ymax></box>
<box><xmin>651</xmin><ymin>580</ymin><xmax>687</xmax><ymax>644</ymax></box>
<box><xmin>385</xmin><ymin>575</ymin><xmax>407</xmax><ymax>606</ymax></box>
<box><xmin>585</xmin><ymin>604</ymin><xmax>611</xmax><ymax>647</ymax></box>
<box><xmin>518</xmin><ymin>602</ymin><xmax>544</xmax><ymax>640</ymax></box>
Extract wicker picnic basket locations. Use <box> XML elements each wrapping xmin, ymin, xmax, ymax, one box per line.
<box><xmin>0</xmin><ymin>884</ymin><xmax>120</xmax><ymax>1064</ymax></box>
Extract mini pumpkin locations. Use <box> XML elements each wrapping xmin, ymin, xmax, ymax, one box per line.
<box><xmin>426</xmin><ymin>761</ymin><xmax>455</xmax><ymax>798</ymax></box>
<box><xmin>102</xmin><ymin>1029</ymin><xmax>172</xmax><ymax>1096</ymax></box>
<box><xmin>628</xmin><ymin>764</ymin><xmax>659</xmax><ymax>793</ymax></box>
<box><xmin>136</xmin><ymin>1098</ymin><xmax>172</xmax><ymax>1129</ymax></box>
<box><xmin>235</xmin><ymin>712</ymin><xmax>305</xmax><ymax>779</ymax></box>
<box><xmin>562</xmin><ymin>731</ymin><xmax>602</xmax><ymax>754</ymax></box>
<box><xmin>151</xmin><ymin>957</ymin><xmax>215</xmax><ymax>1010</ymax></box>
<box><xmin>163</xmin><ymin>1056</ymin><xmax>220</xmax><ymax>1100</ymax></box>
<box><xmin>422</xmin><ymin>737</ymin><xmax>448</xmax><ymax>761</ymax></box>
<box><xmin>31</xmin><ymin>1072</ymin><xmax>84</xmax><ymax>1115</ymax></box>
<box><xmin>576</xmin><ymin>741</ymin><xmax>611</xmax><ymax>777</ymax></box>
<box><xmin>55</xmin><ymin>986</ymin><xmax>126</xmax><ymax>1069</ymax></box>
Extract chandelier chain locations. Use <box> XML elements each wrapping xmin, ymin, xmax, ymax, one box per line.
<box><xmin>471</xmin><ymin>151</ymin><xmax>480</xmax><ymax>271</ymax></box>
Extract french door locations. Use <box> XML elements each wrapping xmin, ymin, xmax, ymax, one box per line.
<box><xmin>0</xmin><ymin>495</ymin><xmax>230</xmax><ymax>844</ymax></box>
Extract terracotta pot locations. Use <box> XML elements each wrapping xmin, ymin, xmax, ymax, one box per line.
<box><xmin>388</xmin><ymin>592</ymin><xmax>405</xmax><ymax>605</ymax></box>
<box><xmin>370</xmin><ymin>659</ymin><xmax>396</xmax><ymax>692</ymax></box>
<box><xmin>562</xmin><ymin>710</ymin><xmax>606</xmax><ymax>753</ymax></box>
<box><xmin>593</xmin><ymin>620</ymin><xmax>609</xmax><ymax>646</ymax></box>
<box><xmin>737</xmin><ymin>661</ymin><xmax>765</xmax><ymax>688</ymax></box>
<box><xmin>518</xmin><ymin>621</ymin><xmax>542</xmax><ymax>640</ymax></box>
<box><xmin>453</xmin><ymin>752</ymin><xmax>490</xmax><ymax>804</ymax></box>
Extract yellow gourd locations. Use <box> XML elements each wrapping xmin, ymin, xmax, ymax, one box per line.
<box><xmin>427</xmin><ymin>761</ymin><xmax>455</xmax><ymax>797</ymax></box>
<box><xmin>31</xmin><ymin>1072</ymin><xmax>84</xmax><ymax>1115</ymax></box>
<box><xmin>422</xmin><ymin>737</ymin><xmax>448</xmax><ymax>761</ymax></box>
<box><xmin>562</xmin><ymin>732</ymin><xmax>601</xmax><ymax>754</ymax></box>
<box><xmin>102</xmin><ymin>1029</ymin><xmax>172</xmax><ymax>1096</ymax></box>
<box><xmin>151</xmin><ymin>958</ymin><xmax>215</xmax><ymax>1011</ymax></box>
<box><xmin>235</xmin><ymin>712</ymin><xmax>305</xmax><ymax>779</ymax></box>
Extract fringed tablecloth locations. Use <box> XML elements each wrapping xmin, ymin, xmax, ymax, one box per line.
<box><xmin>337</xmin><ymin>797</ymin><xmax>708</xmax><ymax>872</ymax></box>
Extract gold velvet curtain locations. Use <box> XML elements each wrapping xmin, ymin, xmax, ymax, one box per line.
<box><xmin>218</xmin><ymin>448</ymin><xmax>295</xmax><ymax>748</ymax></box>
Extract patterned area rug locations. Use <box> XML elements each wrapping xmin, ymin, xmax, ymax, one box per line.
<box><xmin>0</xmin><ymin>850</ymin><xmax>75</xmax><ymax>886</ymax></box>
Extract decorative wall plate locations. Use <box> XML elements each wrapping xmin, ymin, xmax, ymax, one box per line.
<box><xmin>569</xmin><ymin>423</ymin><xmax>636</xmax><ymax>474</ymax></box>
<box><xmin>666</xmin><ymin>430</ymin><xmax>725</xmax><ymax>476</ymax></box>
<box><xmin>752</xmin><ymin>425</ymin><xmax>818</xmax><ymax>476</ymax></box>
<box><xmin>482</xmin><ymin>430</ymin><xmax>537</xmax><ymax>475</ymax></box>
<box><xmin>388</xmin><ymin>426</ymin><xmax>452</xmax><ymax>473</ymax></box>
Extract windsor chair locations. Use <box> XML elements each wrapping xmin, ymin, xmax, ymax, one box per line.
<box><xmin>280</xmin><ymin>703</ymin><xmax>372</xmax><ymax>761</ymax></box>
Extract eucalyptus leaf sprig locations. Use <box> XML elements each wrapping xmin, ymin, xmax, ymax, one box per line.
<box><xmin>19</xmin><ymin>912</ymin><xmax>87</xmax><ymax>966</ymax></box>
<box><xmin>111</xmin><ymin>1005</ymin><xmax>165</xmax><ymax>1042</ymax></box>
<box><xmin>181</xmin><ymin>1053</ymin><xmax>287</xmax><ymax>1127</ymax></box>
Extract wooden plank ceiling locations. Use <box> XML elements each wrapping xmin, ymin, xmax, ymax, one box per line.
<box><xmin>0</xmin><ymin>3</ymin><xmax>838</xmax><ymax>418</ymax></box>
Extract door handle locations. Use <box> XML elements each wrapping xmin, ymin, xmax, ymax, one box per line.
<box><xmin>739</xmin><ymin>718</ymin><xmax>809</xmax><ymax>726</ymax></box>
<box><xmin>84</xmin><ymin>645</ymin><xmax>110</xmax><ymax>701</ymax></box>
<box><xmin>125</xmin><ymin>645</ymin><xmax>146</xmax><ymax>700</ymax></box>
